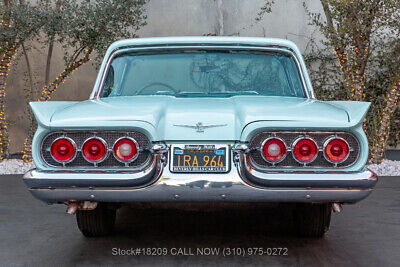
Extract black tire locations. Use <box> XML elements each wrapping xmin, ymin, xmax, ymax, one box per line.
<box><xmin>76</xmin><ymin>203</ymin><xmax>116</xmax><ymax>237</ymax></box>
<box><xmin>294</xmin><ymin>203</ymin><xmax>331</xmax><ymax>238</ymax></box>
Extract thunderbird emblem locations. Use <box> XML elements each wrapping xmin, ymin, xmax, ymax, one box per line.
<box><xmin>173</xmin><ymin>122</ymin><xmax>227</xmax><ymax>133</ymax></box>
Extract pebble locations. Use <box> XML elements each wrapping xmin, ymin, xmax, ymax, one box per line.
<box><xmin>368</xmin><ymin>159</ymin><xmax>400</xmax><ymax>177</ymax></box>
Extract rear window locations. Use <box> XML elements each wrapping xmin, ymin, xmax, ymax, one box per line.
<box><xmin>101</xmin><ymin>50</ymin><xmax>306</xmax><ymax>98</ymax></box>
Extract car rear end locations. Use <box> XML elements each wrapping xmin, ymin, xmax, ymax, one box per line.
<box><xmin>23</xmin><ymin>125</ymin><xmax>376</xmax><ymax>237</ymax></box>
<box><xmin>25</xmin><ymin>128</ymin><xmax>376</xmax><ymax>203</ymax></box>
<box><xmin>23</xmin><ymin>37</ymin><xmax>377</xmax><ymax>238</ymax></box>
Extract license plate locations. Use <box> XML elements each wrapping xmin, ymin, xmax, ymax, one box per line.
<box><xmin>170</xmin><ymin>144</ymin><xmax>229</xmax><ymax>173</ymax></box>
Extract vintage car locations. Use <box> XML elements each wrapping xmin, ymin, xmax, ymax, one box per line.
<box><xmin>24</xmin><ymin>37</ymin><xmax>377</xmax><ymax>238</ymax></box>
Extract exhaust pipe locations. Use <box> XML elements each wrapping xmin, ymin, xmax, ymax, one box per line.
<box><xmin>66</xmin><ymin>201</ymin><xmax>98</xmax><ymax>215</ymax></box>
<box><xmin>66</xmin><ymin>202</ymin><xmax>79</xmax><ymax>214</ymax></box>
<box><xmin>332</xmin><ymin>202</ymin><xmax>343</xmax><ymax>213</ymax></box>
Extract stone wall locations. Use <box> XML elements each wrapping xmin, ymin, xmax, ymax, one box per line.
<box><xmin>6</xmin><ymin>0</ymin><xmax>323</xmax><ymax>153</ymax></box>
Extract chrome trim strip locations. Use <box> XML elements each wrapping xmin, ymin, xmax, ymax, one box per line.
<box><xmin>94</xmin><ymin>46</ymin><xmax>310</xmax><ymax>99</ymax></box>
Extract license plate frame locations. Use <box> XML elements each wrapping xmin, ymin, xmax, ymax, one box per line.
<box><xmin>169</xmin><ymin>144</ymin><xmax>230</xmax><ymax>173</ymax></box>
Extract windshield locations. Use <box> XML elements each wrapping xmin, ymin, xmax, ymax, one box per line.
<box><xmin>100</xmin><ymin>50</ymin><xmax>306</xmax><ymax>98</ymax></box>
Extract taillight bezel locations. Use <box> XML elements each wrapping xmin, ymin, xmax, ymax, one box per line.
<box><xmin>291</xmin><ymin>137</ymin><xmax>319</xmax><ymax>164</ymax></box>
<box><xmin>81</xmin><ymin>136</ymin><xmax>109</xmax><ymax>164</ymax></box>
<box><xmin>50</xmin><ymin>136</ymin><xmax>77</xmax><ymax>164</ymax></box>
<box><xmin>323</xmin><ymin>136</ymin><xmax>350</xmax><ymax>164</ymax></box>
<box><xmin>112</xmin><ymin>136</ymin><xmax>139</xmax><ymax>163</ymax></box>
<box><xmin>261</xmin><ymin>137</ymin><xmax>287</xmax><ymax>164</ymax></box>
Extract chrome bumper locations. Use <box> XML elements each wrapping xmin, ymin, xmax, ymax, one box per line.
<box><xmin>24</xmin><ymin>155</ymin><xmax>377</xmax><ymax>204</ymax></box>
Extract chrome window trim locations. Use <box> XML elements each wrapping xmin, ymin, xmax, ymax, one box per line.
<box><xmin>260</xmin><ymin>137</ymin><xmax>288</xmax><ymax>165</ymax></box>
<box><xmin>323</xmin><ymin>136</ymin><xmax>351</xmax><ymax>165</ymax></box>
<box><xmin>82</xmin><ymin>136</ymin><xmax>109</xmax><ymax>164</ymax></box>
<box><xmin>112</xmin><ymin>136</ymin><xmax>140</xmax><ymax>164</ymax></box>
<box><xmin>94</xmin><ymin>45</ymin><xmax>311</xmax><ymax>99</ymax></box>
<box><xmin>49</xmin><ymin>136</ymin><xmax>78</xmax><ymax>165</ymax></box>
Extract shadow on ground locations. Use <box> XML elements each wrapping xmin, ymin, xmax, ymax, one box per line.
<box><xmin>115</xmin><ymin>203</ymin><xmax>295</xmax><ymax>239</ymax></box>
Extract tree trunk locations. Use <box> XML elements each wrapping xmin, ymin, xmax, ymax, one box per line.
<box><xmin>351</xmin><ymin>72</ymin><xmax>366</xmax><ymax>101</ymax></box>
<box><xmin>44</xmin><ymin>38</ymin><xmax>54</xmax><ymax>87</ymax></box>
<box><xmin>0</xmin><ymin>44</ymin><xmax>17</xmax><ymax>158</ymax></box>
<box><xmin>369</xmin><ymin>77</ymin><xmax>400</xmax><ymax>164</ymax></box>
<box><xmin>21</xmin><ymin>42</ymin><xmax>34</xmax><ymax>96</ymax></box>
<box><xmin>22</xmin><ymin>48</ymin><xmax>93</xmax><ymax>161</ymax></box>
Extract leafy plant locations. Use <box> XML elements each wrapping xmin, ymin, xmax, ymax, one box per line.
<box><xmin>0</xmin><ymin>0</ymin><xmax>41</xmax><ymax>158</ymax></box>
<box><xmin>303</xmin><ymin>0</ymin><xmax>400</xmax><ymax>163</ymax></box>
<box><xmin>22</xmin><ymin>0</ymin><xmax>148</xmax><ymax>161</ymax></box>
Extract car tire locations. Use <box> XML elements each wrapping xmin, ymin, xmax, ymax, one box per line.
<box><xmin>76</xmin><ymin>203</ymin><xmax>116</xmax><ymax>237</ymax></box>
<box><xmin>294</xmin><ymin>203</ymin><xmax>331</xmax><ymax>238</ymax></box>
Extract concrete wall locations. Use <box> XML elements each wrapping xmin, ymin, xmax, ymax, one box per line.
<box><xmin>6</xmin><ymin>0</ymin><xmax>323</xmax><ymax>153</ymax></box>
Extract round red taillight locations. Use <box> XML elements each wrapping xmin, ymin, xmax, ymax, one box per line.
<box><xmin>261</xmin><ymin>137</ymin><xmax>287</xmax><ymax>163</ymax></box>
<box><xmin>82</xmin><ymin>137</ymin><xmax>108</xmax><ymax>163</ymax></box>
<box><xmin>292</xmin><ymin>137</ymin><xmax>318</xmax><ymax>164</ymax></box>
<box><xmin>324</xmin><ymin>137</ymin><xmax>350</xmax><ymax>163</ymax></box>
<box><xmin>50</xmin><ymin>137</ymin><xmax>77</xmax><ymax>163</ymax></box>
<box><xmin>113</xmin><ymin>137</ymin><xmax>138</xmax><ymax>163</ymax></box>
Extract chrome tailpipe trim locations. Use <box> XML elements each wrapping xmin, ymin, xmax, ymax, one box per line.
<box><xmin>332</xmin><ymin>202</ymin><xmax>343</xmax><ymax>213</ymax></box>
<box><xmin>66</xmin><ymin>201</ymin><xmax>98</xmax><ymax>215</ymax></box>
<box><xmin>66</xmin><ymin>202</ymin><xmax>79</xmax><ymax>215</ymax></box>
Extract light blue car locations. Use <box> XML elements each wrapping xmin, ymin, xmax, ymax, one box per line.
<box><xmin>24</xmin><ymin>37</ymin><xmax>377</xmax><ymax>238</ymax></box>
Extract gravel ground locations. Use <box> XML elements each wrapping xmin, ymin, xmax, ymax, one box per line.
<box><xmin>0</xmin><ymin>159</ymin><xmax>398</xmax><ymax>176</ymax></box>
<box><xmin>0</xmin><ymin>159</ymin><xmax>34</xmax><ymax>175</ymax></box>
<box><xmin>367</xmin><ymin>159</ymin><xmax>400</xmax><ymax>176</ymax></box>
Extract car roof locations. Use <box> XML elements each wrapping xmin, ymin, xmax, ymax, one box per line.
<box><xmin>108</xmin><ymin>36</ymin><xmax>300</xmax><ymax>54</ymax></box>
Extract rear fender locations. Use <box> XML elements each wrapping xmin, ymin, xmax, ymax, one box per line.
<box><xmin>30</xmin><ymin>101</ymin><xmax>78</xmax><ymax>128</ymax></box>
